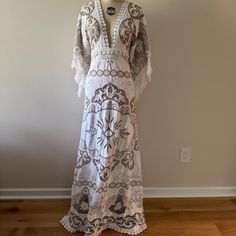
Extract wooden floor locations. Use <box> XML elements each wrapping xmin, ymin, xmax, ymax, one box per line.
<box><xmin>1</xmin><ymin>197</ymin><xmax>236</xmax><ymax>235</ymax></box>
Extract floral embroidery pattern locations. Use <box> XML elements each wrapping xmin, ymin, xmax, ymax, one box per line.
<box><xmin>68</xmin><ymin>210</ymin><xmax>146</xmax><ymax>234</ymax></box>
<box><xmin>119</xmin><ymin>18</ymin><xmax>136</xmax><ymax>50</ymax></box>
<box><xmin>80</xmin><ymin>1</ymin><xmax>95</xmax><ymax>16</ymax></box>
<box><xmin>130</xmin><ymin>21</ymin><xmax>149</xmax><ymax>77</ymax></box>
<box><xmin>71</xmin><ymin>81</ymin><xmax>140</xmax><ymax>183</ymax></box>
<box><xmin>73</xmin><ymin>187</ymin><xmax>91</xmax><ymax>214</ymax></box>
<box><xmin>128</xmin><ymin>2</ymin><xmax>144</xmax><ymax>20</ymax></box>
<box><xmin>86</xmin><ymin>15</ymin><xmax>100</xmax><ymax>49</ymax></box>
<box><xmin>96</xmin><ymin>112</ymin><xmax>130</xmax><ymax>151</ymax></box>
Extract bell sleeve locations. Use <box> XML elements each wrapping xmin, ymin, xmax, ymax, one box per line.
<box><xmin>129</xmin><ymin>10</ymin><xmax>152</xmax><ymax>103</ymax></box>
<box><xmin>71</xmin><ymin>10</ymin><xmax>91</xmax><ymax>97</ymax></box>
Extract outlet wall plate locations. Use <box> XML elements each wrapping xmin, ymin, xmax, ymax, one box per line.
<box><xmin>180</xmin><ymin>147</ymin><xmax>191</xmax><ymax>162</ymax></box>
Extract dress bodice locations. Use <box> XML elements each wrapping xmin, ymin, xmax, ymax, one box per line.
<box><xmin>71</xmin><ymin>0</ymin><xmax>152</xmax><ymax>103</ymax></box>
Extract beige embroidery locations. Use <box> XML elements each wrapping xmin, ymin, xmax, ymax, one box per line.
<box><xmin>119</xmin><ymin>18</ymin><xmax>136</xmax><ymax>50</ymax></box>
<box><xmin>86</xmin><ymin>15</ymin><xmax>101</xmax><ymax>50</ymax></box>
<box><xmin>130</xmin><ymin>21</ymin><xmax>149</xmax><ymax>77</ymax></box>
<box><xmin>80</xmin><ymin>1</ymin><xmax>95</xmax><ymax>16</ymax></box>
<box><xmin>128</xmin><ymin>2</ymin><xmax>144</xmax><ymax>20</ymax></box>
<box><xmin>91</xmin><ymin>50</ymin><xmax>129</xmax><ymax>62</ymax></box>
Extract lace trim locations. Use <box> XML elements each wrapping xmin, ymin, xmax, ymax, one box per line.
<box><xmin>96</xmin><ymin>0</ymin><xmax>127</xmax><ymax>48</ymax></box>
<box><xmin>134</xmin><ymin>52</ymin><xmax>152</xmax><ymax>103</ymax></box>
<box><xmin>71</xmin><ymin>54</ymin><xmax>90</xmax><ymax>97</ymax></box>
<box><xmin>91</xmin><ymin>48</ymin><xmax>129</xmax><ymax>62</ymax></box>
<box><xmin>88</xmin><ymin>69</ymin><xmax>133</xmax><ymax>78</ymax></box>
<box><xmin>60</xmin><ymin>214</ymin><xmax>148</xmax><ymax>235</ymax></box>
<box><xmin>91</xmin><ymin>48</ymin><xmax>128</xmax><ymax>57</ymax></box>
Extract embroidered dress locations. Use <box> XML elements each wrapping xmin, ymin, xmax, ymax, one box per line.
<box><xmin>60</xmin><ymin>0</ymin><xmax>152</xmax><ymax>235</ymax></box>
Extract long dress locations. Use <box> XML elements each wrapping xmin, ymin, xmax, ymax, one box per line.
<box><xmin>60</xmin><ymin>0</ymin><xmax>152</xmax><ymax>235</ymax></box>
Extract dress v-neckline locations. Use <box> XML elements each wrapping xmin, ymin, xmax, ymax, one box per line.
<box><xmin>96</xmin><ymin>0</ymin><xmax>126</xmax><ymax>49</ymax></box>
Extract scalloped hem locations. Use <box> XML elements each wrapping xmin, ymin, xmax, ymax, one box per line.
<box><xmin>60</xmin><ymin>215</ymin><xmax>148</xmax><ymax>235</ymax></box>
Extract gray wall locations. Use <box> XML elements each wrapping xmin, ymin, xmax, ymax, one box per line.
<box><xmin>1</xmin><ymin>0</ymin><xmax>236</xmax><ymax>192</ymax></box>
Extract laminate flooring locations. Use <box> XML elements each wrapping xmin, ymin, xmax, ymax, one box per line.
<box><xmin>1</xmin><ymin>197</ymin><xmax>236</xmax><ymax>235</ymax></box>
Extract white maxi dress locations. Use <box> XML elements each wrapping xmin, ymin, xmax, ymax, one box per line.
<box><xmin>60</xmin><ymin>0</ymin><xmax>152</xmax><ymax>235</ymax></box>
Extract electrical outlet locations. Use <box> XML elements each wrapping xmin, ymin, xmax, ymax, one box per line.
<box><xmin>179</xmin><ymin>147</ymin><xmax>191</xmax><ymax>162</ymax></box>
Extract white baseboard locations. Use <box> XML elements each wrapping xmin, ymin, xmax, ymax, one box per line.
<box><xmin>0</xmin><ymin>187</ymin><xmax>236</xmax><ymax>200</ymax></box>
<box><xmin>144</xmin><ymin>186</ymin><xmax>236</xmax><ymax>198</ymax></box>
<box><xmin>0</xmin><ymin>188</ymin><xmax>72</xmax><ymax>199</ymax></box>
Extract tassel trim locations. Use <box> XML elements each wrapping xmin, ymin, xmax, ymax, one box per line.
<box><xmin>133</xmin><ymin>55</ymin><xmax>152</xmax><ymax>103</ymax></box>
<box><xmin>71</xmin><ymin>54</ymin><xmax>89</xmax><ymax>97</ymax></box>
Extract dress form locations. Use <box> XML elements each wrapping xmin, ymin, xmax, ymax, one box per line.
<box><xmin>101</xmin><ymin>0</ymin><xmax>123</xmax><ymax>46</ymax></box>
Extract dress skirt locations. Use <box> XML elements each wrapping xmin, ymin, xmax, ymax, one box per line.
<box><xmin>60</xmin><ymin>74</ymin><xmax>148</xmax><ymax>235</ymax></box>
